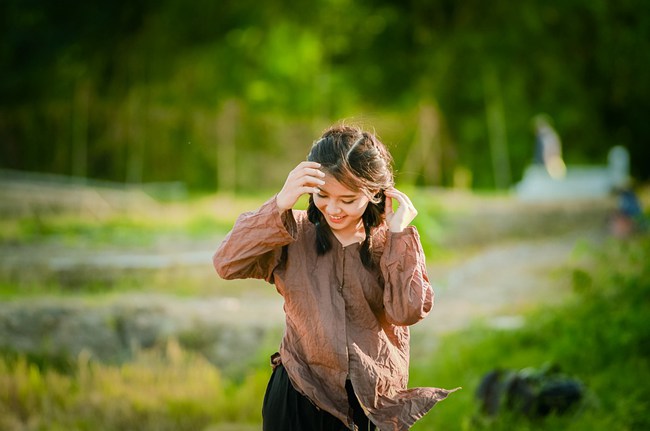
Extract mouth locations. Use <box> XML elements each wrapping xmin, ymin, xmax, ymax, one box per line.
<box><xmin>328</xmin><ymin>215</ymin><xmax>346</xmax><ymax>224</ymax></box>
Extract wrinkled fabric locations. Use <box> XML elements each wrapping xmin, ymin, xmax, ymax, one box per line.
<box><xmin>213</xmin><ymin>196</ymin><xmax>458</xmax><ymax>431</ymax></box>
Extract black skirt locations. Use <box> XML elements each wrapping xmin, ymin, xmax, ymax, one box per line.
<box><xmin>262</xmin><ymin>364</ymin><xmax>376</xmax><ymax>431</ymax></box>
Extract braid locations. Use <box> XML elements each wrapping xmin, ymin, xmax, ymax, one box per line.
<box><xmin>360</xmin><ymin>220</ymin><xmax>374</xmax><ymax>268</ymax></box>
<box><xmin>359</xmin><ymin>194</ymin><xmax>386</xmax><ymax>269</ymax></box>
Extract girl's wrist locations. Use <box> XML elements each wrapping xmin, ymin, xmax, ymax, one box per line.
<box><xmin>275</xmin><ymin>195</ymin><xmax>291</xmax><ymax>213</ymax></box>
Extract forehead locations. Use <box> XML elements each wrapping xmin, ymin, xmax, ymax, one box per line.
<box><xmin>319</xmin><ymin>174</ymin><xmax>361</xmax><ymax>198</ymax></box>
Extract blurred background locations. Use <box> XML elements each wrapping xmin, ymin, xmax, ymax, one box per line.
<box><xmin>0</xmin><ymin>1</ymin><xmax>649</xmax><ymax>430</ymax></box>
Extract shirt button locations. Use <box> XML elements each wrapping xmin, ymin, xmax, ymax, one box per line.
<box><xmin>338</xmin><ymin>285</ymin><xmax>343</xmax><ymax>293</ymax></box>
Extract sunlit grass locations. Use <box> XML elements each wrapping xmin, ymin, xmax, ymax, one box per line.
<box><xmin>0</xmin><ymin>187</ymin><xmax>498</xmax><ymax>253</ymax></box>
<box><xmin>410</xmin><ymin>235</ymin><xmax>650</xmax><ymax>430</ymax></box>
<box><xmin>0</xmin><ymin>187</ymin><xmax>615</xmax><ymax>264</ymax></box>
<box><xmin>0</xmin><ymin>267</ymin><xmax>271</xmax><ymax>300</ymax></box>
<box><xmin>1</xmin><ymin>190</ymin><xmax>645</xmax><ymax>429</ymax></box>
<box><xmin>0</xmin><ymin>192</ymin><xmax>272</xmax><ymax>247</ymax></box>
<box><xmin>1</xmin><ymin>234</ymin><xmax>648</xmax><ymax>430</ymax></box>
<box><xmin>0</xmin><ymin>340</ymin><xmax>270</xmax><ymax>431</ymax></box>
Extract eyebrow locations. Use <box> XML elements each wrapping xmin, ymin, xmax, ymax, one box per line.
<box><xmin>317</xmin><ymin>188</ymin><xmax>358</xmax><ymax>199</ymax></box>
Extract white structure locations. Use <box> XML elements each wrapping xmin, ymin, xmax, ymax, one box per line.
<box><xmin>515</xmin><ymin>146</ymin><xmax>630</xmax><ymax>201</ymax></box>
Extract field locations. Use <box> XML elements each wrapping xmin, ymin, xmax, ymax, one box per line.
<box><xmin>0</xmin><ymin>178</ymin><xmax>648</xmax><ymax>430</ymax></box>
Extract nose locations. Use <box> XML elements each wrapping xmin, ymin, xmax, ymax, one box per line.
<box><xmin>326</xmin><ymin>202</ymin><xmax>341</xmax><ymax>214</ymax></box>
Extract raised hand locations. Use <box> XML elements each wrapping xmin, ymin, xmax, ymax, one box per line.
<box><xmin>384</xmin><ymin>187</ymin><xmax>418</xmax><ymax>233</ymax></box>
<box><xmin>276</xmin><ymin>161</ymin><xmax>326</xmax><ymax>212</ymax></box>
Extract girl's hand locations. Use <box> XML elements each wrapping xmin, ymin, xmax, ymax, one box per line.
<box><xmin>384</xmin><ymin>187</ymin><xmax>418</xmax><ymax>232</ymax></box>
<box><xmin>276</xmin><ymin>161</ymin><xmax>326</xmax><ymax>212</ymax></box>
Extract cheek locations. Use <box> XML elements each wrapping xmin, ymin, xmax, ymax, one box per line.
<box><xmin>358</xmin><ymin>198</ymin><xmax>371</xmax><ymax>212</ymax></box>
<box><xmin>351</xmin><ymin>201</ymin><xmax>370</xmax><ymax>217</ymax></box>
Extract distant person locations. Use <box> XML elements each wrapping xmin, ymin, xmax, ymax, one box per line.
<box><xmin>213</xmin><ymin>123</ymin><xmax>457</xmax><ymax>430</ymax></box>
<box><xmin>533</xmin><ymin>114</ymin><xmax>566</xmax><ymax>179</ymax></box>
<box><xmin>611</xmin><ymin>182</ymin><xmax>646</xmax><ymax>238</ymax></box>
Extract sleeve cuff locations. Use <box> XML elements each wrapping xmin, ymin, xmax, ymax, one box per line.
<box><xmin>257</xmin><ymin>195</ymin><xmax>297</xmax><ymax>240</ymax></box>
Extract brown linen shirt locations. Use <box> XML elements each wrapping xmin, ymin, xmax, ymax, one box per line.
<box><xmin>213</xmin><ymin>196</ymin><xmax>457</xmax><ymax>431</ymax></box>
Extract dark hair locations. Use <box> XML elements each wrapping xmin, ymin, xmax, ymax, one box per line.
<box><xmin>306</xmin><ymin>124</ymin><xmax>394</xmax><ymax>268</ymax></box>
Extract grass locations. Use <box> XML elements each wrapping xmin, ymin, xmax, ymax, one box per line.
<box><xmin>0</xmin><ymin>190</ymin><xmax>277</xmax><ymax>298</ymax></box>
<box><xmin>409</xmin><ymin>234</ymin><xmax>650</xmax><ymax>430</ymax></box>
<box><xmin>0</xmin><ymin>188</ymin><xmax>455</xmax><ymax>298</ymax></box>
<box><xmin>0</xmin><ymin>187</ymin><xmax>466</xmax><ymax>256</ymax></box>
<box><xmin>0</xmin><ymin>340</ymin><xmax>271</xmax><ymax>431</ymax></box>
<box><xmin>1</xmin><ymin>234</ymin><xmax>648</xmax><ymax>430</ymax></box>
<box><xmin>0</xmin><ymin>265</ymin><xmax>266</xmax><ymax>299</ymax></box>
<box><xmin>1</xmin><ymin>188</ymin><xmax>648</xmax><ymax>430</ymax></box>
<box><xmin>0</xmin><ymin>191</ymin><xmax>272</xmax><ymax>248</ymax></box>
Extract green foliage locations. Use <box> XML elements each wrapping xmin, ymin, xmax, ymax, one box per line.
<box><xmin>1</xmin><ymin>0</ymin><xmax>649</xmax><ymax>189</ymax></box>
<box><xmin>409</xmin><ymin>235</ymin><xmax>650</xmax><ymax>430</ymax></box>
<box><xmin>402</xmin><ymin>186</ymin><xmax>449</xmax><ymax>259</ymax></box>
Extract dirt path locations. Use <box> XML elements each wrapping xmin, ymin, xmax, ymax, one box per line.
<box><xmin>418</xmin><ymin>230</ymin><xmax>601</xmax><ymax>335</ymax></box>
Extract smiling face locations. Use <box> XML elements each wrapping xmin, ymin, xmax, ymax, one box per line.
<box><xmin>313</xmin><ymin>174</ymin><xmax>371</xmax><ymax>239</ymax></box>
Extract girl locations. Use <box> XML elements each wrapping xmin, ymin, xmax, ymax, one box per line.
<box><xmin>213</xmin><ymin>124</ymin><xmax>457</xmax><ymax>431</ymax></box>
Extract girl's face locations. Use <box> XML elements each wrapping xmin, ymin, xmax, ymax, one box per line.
<box><xmin>313</xmin><ymin>174</ymin><xmax>370</xmax><ymax>237</ymax></box>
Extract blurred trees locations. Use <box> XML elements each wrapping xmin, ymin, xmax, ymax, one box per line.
<box><xmin>1</xmin><ymin>0</ymin><xmax>648</xmax><ymax>191</ymax></box>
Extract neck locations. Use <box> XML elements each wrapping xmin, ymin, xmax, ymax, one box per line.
<box><xmin>332</xmin><ymin>220</ymin><xmax>365</xmax><ymax>247</ymax></box>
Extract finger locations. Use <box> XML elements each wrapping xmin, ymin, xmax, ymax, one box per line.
<box><xmin>383</xmin><ymin>188</ymin><xmax>403</xmax><ymax>201</ymax></box>
<box><xmin>304</xmin><ymin>168</ymin><xmax>326</xmax><ymax>178</ymax></box>
<box><xmin>385</xmin><ymin>189</ymin><xmax>406</xmax><ymax>206</ymax></box>
<box><xmin>291</xmin><ymin>162</ymin><xmax>318</xmax><ymax>176</ymax></box>
<box><xmin>302</xmin><ymin>186</ymin><xmax>321</xmax><ymax>194</ymax></box>
<box><xmin>303</xmin><ymin>175</ymin><xmax>326</xmax><ymax>187</ymax></box>
<box><xmin>385</xmin><ymin>187</ymin><xmax>406</xmax><ymax>199</ymax></box>
<box><xmin>386</xmin><ymin>189</ymin><xmax>413</xmax><ymax>208</ymax></box>
<box><xmin>298</xmin><ymin>161</ymin><xmax>322</xmax><ymax>170</ymax></box>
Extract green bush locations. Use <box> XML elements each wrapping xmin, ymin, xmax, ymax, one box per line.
<box><xmin>410</xmin><ymin>236</ymin><xmax>650</xmax><ymax>430</ymax></box>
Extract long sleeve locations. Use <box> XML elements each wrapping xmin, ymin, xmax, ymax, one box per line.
<box><xmin>380</xmin><ymin>226</ymin><xmax>433</xmax><ymax>326</ymax></box>
<box><xmin>213</xmin><ymin>195</ymin><xmax>297</xmax><ymax>283</ymax></box>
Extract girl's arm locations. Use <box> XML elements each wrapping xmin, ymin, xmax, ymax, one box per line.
<box><xmin>380</xmin><ymin>188</ymin><xmax>433</xmax><ymax>325</ymax></box>
<box><xmin>380</xmin><ymin>226</ymin><xmax>434</xmax><ymax>326</ymax></box>
<box><xmin>213</xmin><ymin>196</ymin><xmax>297</xmax><ymax>282</ymax></box>
<box><xmin>214</xmin><ymin>161</ymin><xmax>324</xmax><ymax>282</ymax></box>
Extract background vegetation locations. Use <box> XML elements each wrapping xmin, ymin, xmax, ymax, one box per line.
<box><xmin>1</xmin><ymin>226</ymin><xmax>648</xmax><ymax>430</ymax></box>
<box><xmin>2</xmin><ymin>0</ymin><xmax>649</xmax><ymax>190</ymax></box>
<box><xmin>409</xmin><ymin>235</ymin><xmax>650</xmax><ymax>430</ymax></box>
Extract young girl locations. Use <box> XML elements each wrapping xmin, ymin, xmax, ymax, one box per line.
<box><xmin>213</xmin><ymin>124</ymin><xmax>457</xmax><ymax>431</ymax></box>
